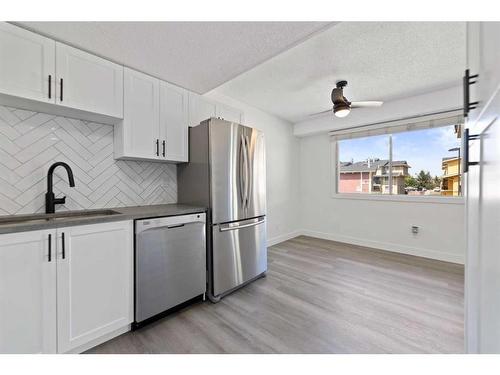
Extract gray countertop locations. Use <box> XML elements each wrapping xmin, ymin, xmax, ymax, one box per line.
<box><xmin>0</xmin><ymin>204</ymin><xmax>206</xmax><ymax>235</ymax></box>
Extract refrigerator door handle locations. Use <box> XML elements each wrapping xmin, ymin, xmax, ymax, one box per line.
<box><xmin>245</xmin><ymin>134</ymin><xmax>252</xmax><ymax>210</ymax></box>
<box><xmin>240</xmin><ymin>133</ymin><xmax>249</xmax><ymax>209</ymax></box>
<box><xmin>243</xmin><ymin>135</ymin><xmax>250</xmax><ymax>209</ymax></box>
<box><xmin>219</xmin><ymin>217</ymin><xmax>265</xmax><ymax>232</ymax></box>
<box><xmin>239</xmin><ymin>134</ymin><xmax>245</xmax><ymax>206</ymax></box>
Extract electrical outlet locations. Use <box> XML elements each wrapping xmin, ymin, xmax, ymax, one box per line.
<box><xmin>411</xmin><ymin>225</ymin><xmax>419</xmax><ymax>234</ymax></box>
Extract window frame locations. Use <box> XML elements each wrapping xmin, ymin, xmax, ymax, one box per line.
<box><xmin>330</xmin><ymin>119</ymin><xmax>465</xmax><ymax>205</ymax></box>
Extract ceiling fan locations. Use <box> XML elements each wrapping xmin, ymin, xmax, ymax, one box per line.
<box><xmin>312</xmin><ymin>80</ymin><xmax>383</xmax><ymax>118</ymax></box>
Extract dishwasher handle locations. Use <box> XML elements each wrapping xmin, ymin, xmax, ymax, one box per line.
<box><xmin>167</xmin><ymin>224</ymin><xmax>185</xmax><ymax>229</ymax></box>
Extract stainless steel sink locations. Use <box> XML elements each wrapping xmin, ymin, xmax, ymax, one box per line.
<box><xmin>0</xmin><ymin>209</ymin><xmax>121</xmax><ymax>226</ymax></box>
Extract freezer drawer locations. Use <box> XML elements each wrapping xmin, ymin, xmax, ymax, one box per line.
<box><xmin>212</xmin><ymin>216</ymin><xmax>267</xmax><ymax>297</ymax></box>
<box><xmin>135</xmin><ymin>213</ymin><xmax>206</xmax><ymax>324</ymax></box>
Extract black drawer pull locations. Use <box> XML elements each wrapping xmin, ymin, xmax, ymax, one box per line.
<box><xmin>60</xmin><ymin>78</ymin><xmax>63</xmax><ymax>102</ymax></box>
<box><xmin>48</xmin><ymin>234</ymin><xmax>52</xmax><ymax>262</ymax></box>
<box><xmin>61</xmin><ymin>232</ymin><xmax>66</xmax><ymax>259</ymax></box>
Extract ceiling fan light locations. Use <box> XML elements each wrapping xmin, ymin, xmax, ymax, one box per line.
<box><xmin>334</xmin><ymin>105</ymin><xmax>351</xmax><ymax>118</ymax></box>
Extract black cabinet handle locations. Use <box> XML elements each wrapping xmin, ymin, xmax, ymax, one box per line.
<box><xmin>156</xmin><ymin>139</ymin><xmax>159</xmax><ymax>156</ymax></box>
<box><xmin>48</xmin><ymin>75</ymin><xmax>52</xmax><ymax>99</ymax></box>
<box><xmin>60</xmin><ymin>78</ymin><xmax>63</xmax><ymax>102</ymax></box>
<box><xmin>463</xmin><ymin>69</ymin><xmax>479</xmax><ymax>117</ymax></box>
<box><xmin>61</xmin><ymin>232</ymin><xmax>66</xmax><ymax>259</ymax></box>
<box><xmin>463</xmin><ymin>128</ymin><xmax>480</xmax><ymax>174</ymax></box>
<box><xmin>162</xmin><ymin>140</ymin><xmax>166</xmax><ymax>157</ymax></box>
<box><xmin>48</xmin><ymin>234</ymin><xmax>52</xmax><ymax>262</ymax></box>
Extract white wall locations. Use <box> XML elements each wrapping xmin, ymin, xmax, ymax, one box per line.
<box><xmin>294</xmin><ymin>87</ymin><xmax>466</xmax><ymax>264</ymax></box>
<box><xmin>206</xmin><ymin>91</ymin><xmax>301</xmax><ymax>246</ymax></box>
<box><xmin>299</xmin><ymin>131</ymin><xmax>465</xmax><ymax>264</ymax></box>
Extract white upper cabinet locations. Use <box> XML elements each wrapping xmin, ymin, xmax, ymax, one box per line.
<box><xmin>56</xmin><ymin>221</ymin><xmax>133</xmax><ymax>353</ymax></box>
<box><xmin>0</xmin><ymin>23</ymin><xmax>55</xmax><ymax>103</ymax></box>
<box><xmin>0</xmin><ymin>229</ymin><xmax>57</xmax><ymax>354</ymax></box>
<box><xmin>0</xmin><ymin>23</ymin><xmax>246</xmax><ymax>163</ymax></box>
<box><xmin>55</xmin><ymin>42</ymin><xmax>123</xmax><ymax>118</ymax></box>
<box><xmin>216</xmin><ymin>103</ymin><xmax>244</xmax><ymax>124</ymax></box>
<box><xmin>188</xmin><ymin>92</ymin><xmax>217</xmax><ymax>127</ymax></box>
<box><xmin>115</xmin><ymin>67</ymin><xmax>160</xmax><ymax>160</ymax></box>
<box><xmin>116</xmin><ymin>68</ymin><xmax>190</xmax><ymax>163</ymax></box>
<box><xmin>160</xmin><ymin>81</ymin><xmax>189</xmax><ymax>162</ymax></box>
<box><xmin>188</xmin><ymin>92</ymin><xmax>244</xmax><ymax>127</ymax></box>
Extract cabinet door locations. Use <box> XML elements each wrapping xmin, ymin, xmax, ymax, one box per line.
<box><xmin>55</xmin><ymin>42</ymin><xmax>123</xmax><ymax>118</ymax></box>
<box><xmin>0</xmin><ymin>229</ymin><xmax>56</xmax><ymax>354</ymax></box>
<box><xmin>121</xmin><ymin>67</ymin><xmax>160</xmax><ymax>160</ymax></box>
<box><xmin>56</xmin><ymin>221</ymin><xmax>133</xmax><ymax>353</ymax></box>
<box><xmin>216</xmin><ymin>103</ymin><xmax>244</xmax><ymax>124</ymax></box>
<box><xmin>0</xmin><ymin>23</ymin><xmax>55</xmax><ymax>103</ymax></box>
<box><xmin>188</xmin><ymin>92</ymin><xmax>216</xmax><ymax>127</ymax></box>
<box><xmin>160</xmin><ymin>81</ymin><xmax>189</xmax><ymax>162</ymax></box>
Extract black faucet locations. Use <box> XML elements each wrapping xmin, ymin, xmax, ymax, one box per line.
<box><xmin>45</xmin><ymin>162</ymin><xmax>75</xmax><ymax>214</ymax></box>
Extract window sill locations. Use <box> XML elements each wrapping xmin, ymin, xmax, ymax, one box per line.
<box><xmin>331</xmin><ymin>193</ymin><xmax>464</xmax><ymax>205</ymax></box>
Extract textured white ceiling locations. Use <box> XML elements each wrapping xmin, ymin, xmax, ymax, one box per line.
<box><xmin>14</xmin><ymin>21</ymin><xmax>332</xmax><ymax>94</ymax></box>
<box><xmin>211</xmin><ymin>22</ymin><xmax>466</xmax><ymax>123</ymax></box>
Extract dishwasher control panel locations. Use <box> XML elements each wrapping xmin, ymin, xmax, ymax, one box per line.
<box><xmin>135</xmin><ymin>213</ymin><xmax>205</xmax><ymax>233</ymax></box>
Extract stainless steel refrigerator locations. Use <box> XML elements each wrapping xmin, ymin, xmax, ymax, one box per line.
<box><xmin>178</xmin><ymin>118</ymin><xmax>267</xmax><ymax>302</ymax></box>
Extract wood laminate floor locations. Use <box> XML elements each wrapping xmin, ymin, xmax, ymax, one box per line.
<box><xmin>87</xmin><ymin>236</ymin><xmax>464</xmax><ymax>354</ymax></box>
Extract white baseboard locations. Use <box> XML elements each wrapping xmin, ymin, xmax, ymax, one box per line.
<box><xmin>269</xmin><ymin>229</ymin><xmax>464</xmax><ymax>264</ymax></box>
<box><xmin>267</xmin><ymin>230</ymin><xmax>301</xmax><ymax>247</ymax></box>
<box><xmin>300</xmin><ymin>229</ymin><xmax>464</xmax><ymax>265</ymax></box>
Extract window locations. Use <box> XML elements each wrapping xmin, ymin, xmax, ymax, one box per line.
<box><xmin>334</xmin><ymin>117</ymin><xmax>463</xmax><ymax>197</ymax></box>
<box><xmin>337</xmin><ymin>134</ymin><xmax>390</xmax><ymax>194</ymax></box>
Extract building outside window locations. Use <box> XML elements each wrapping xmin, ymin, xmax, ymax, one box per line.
<box><xmin>339</xmin><ymin>159</ymin><xmax>410</xmax><ymax>194</ymax></box>
<box><xmin>332</xmin><ymin>115</ymin><xmax>463</xmax><ymax>198</ymax></box>
<box><xmin>441</xmin><ymin>156</ymin><xmax>461</xmax><ymax>196</ymax></box>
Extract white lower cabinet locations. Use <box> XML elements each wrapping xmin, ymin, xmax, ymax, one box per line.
<box><xmin>56</xmin><ymin>221</ymin><xmax>134</xmax><ymax>353</ymax></box>
<box><xmin>0</xmin><ymin>229</ymin><xmax>57</xmax><ymax>354</ymax></box>
<box><xmin>0</xmin><ymin>220</ymin><xmax>133</xmax><ymax>354</ymax></box>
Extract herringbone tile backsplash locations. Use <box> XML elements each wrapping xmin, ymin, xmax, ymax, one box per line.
<box><xmin>0</xmin><ymin>105</ymin><xmax>177</xmax><ymax>216</ymax></box>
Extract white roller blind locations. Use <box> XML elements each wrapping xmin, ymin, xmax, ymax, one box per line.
<box><xmin>329</xmin><ymin>111</ymin><xmax>464</xmax><ymax>141</ymax></box>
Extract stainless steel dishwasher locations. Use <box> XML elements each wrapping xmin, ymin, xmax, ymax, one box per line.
<box><xmin>134</xmin><ymin>213</ymin><xmax>206</xmax><ymax>328</ymax></box>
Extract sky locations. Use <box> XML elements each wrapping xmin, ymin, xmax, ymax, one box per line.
<box><xmin>338</xmin><ymin>125</ymin><xmax>461</xmax><ymax>177</ymax></box>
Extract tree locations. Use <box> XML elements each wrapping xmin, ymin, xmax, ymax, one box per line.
<box><xmin>416</xmin><ymin>170</ymin><xmax>433</xmax><ymax>190</ymax></box>
<box><xmin>405</xmin><ymin>175</ymin><xmax>417</xmax><ymax>188</ymax></box>
<box><xmin>432</xmin><ymin>175</ymin><xmax>442</xmax><ymax>189</ymax></box>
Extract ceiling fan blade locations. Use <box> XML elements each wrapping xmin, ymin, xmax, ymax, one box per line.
<box><xmin>309</xmin><ymin>108</ymin><xmax>332</xmax><ymax>117</ymax></box>
<box><xmin>350</xmin><ymin>101</ymin><xmax>384</xmax><ymax>108</ymax></box>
